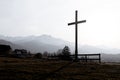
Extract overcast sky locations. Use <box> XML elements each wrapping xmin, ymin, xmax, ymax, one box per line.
<box><xmin>1</xmin><ymin>0</ymin><xmax>120</xmax><ymax>48</ymax></box>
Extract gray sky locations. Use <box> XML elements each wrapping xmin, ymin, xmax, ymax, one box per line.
<box><xmin>1</xmin><ymin>0</ymin><xmax>120</xmax><ymax>48</ymax></box>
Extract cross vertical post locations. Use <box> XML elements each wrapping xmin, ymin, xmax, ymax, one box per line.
<box><xmin>75</xmin><ymin>10</ymin><xmax>78</xmax><ymax>61</ymax></box>
<box><xmin>68</xmin><ymin>10</ymin><xmax>86</xmax><ymax>61</ymax></box>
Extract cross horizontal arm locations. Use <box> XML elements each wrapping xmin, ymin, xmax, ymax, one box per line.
<box><xmin>68</xmin><ymin>20</ymin><xmax>86</xmax><ymax>26</ymax></box>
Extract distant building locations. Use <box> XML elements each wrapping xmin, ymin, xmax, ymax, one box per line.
<box><xmin>13</xmin><ymin>49</ymin><xmax>31</xmax><ymax>58</ymax></box>
<box><xmin>0</xmin><ymin>44</ymin><xmax>12</xmax><ymax>56</ymax></box>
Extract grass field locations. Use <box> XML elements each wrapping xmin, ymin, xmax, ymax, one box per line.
<box><xmin>0</xmin><ymin>57</ymin><xmax>120</xmax><ymax>80</ymax></box>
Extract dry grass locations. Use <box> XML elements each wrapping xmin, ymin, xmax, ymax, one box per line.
<box><xmin>0</xmin><ymin>57</ymin><xmax>120</xmax><ymax>80</ymax></box>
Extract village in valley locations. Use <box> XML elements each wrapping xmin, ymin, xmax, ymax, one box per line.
<box><xmin>0</xmin><ymin>44</ymin><xmax>101</xmax><ymax>62</ymax></box>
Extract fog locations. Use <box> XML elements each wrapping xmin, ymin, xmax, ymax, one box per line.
<box><xmin>1</xmin><ymin>0</ymin><xmax>120</xmax><ymax>49</ymax></box>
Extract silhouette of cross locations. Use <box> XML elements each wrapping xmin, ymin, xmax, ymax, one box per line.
<box><xmin>68</xmin><ymin>10</ymin><xmax>86</xmax><ymax>61</ymax></box>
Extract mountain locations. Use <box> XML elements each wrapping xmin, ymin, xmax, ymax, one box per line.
<box><xmin>0</xmin><ymin>34</ymin><xmax>120</xmax><ymax>54</ymax></box>
<box><xmin>79</xmin><ymin>45</ymin><xmax>120</xmax><ymax>54</ymax></box>
<box><xmin>0</xmin><ymin>39</ymin><xmax>23</xmax><ymax>50</ymax></box>
<box><xmin>0</xmin><ymin>35</ymin><xmax>74</xmax><ymax>53</ymax></box>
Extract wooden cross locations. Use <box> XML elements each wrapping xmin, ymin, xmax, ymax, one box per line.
<box><xmin>68</xmin><ymin>10</ymin><xmax>86</xmax><ymax>61</ymax></box>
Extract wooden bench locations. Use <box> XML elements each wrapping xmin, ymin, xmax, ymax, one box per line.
<box><xmin>71</xmin><ymin>54</ymin><xmax>101</xmax><ymax>63</ymax></box>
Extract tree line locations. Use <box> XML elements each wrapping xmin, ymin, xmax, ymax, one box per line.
<box><xmin>0</xmin><ymin>44</ymin><xmax>72</xmax><ymax>60</ymax></box>
<box><xmin>34</xmin><ymin>46</ymin><xmax>72</xmax><ymax>60</ymax></box>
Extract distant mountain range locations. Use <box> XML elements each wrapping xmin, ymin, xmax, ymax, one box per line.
<box><xmin>0</xmin><ymin>35</ymin><xmax>73</xmax><ymax>53</ymax></box>
<box><xmin>0</xmin><ymin>39</ymin><xmax>23</xmax><ymax>50</ymax></box>
<box><xmin>0</xmin><ymin>34</ymin><xmax>120</xmax><ymax>54</ymax></box>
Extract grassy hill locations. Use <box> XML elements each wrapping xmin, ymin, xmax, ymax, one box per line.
<box><xmin>0</xmin><ymin>57</ymin><xmax>120</xmax><ymax>80</ymax></box>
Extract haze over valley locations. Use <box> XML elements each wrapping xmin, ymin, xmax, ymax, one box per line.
<box><xmin>0</xmin><ymin>34</ymin><xmax>120</xmax><ymax>54</ymax></box>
